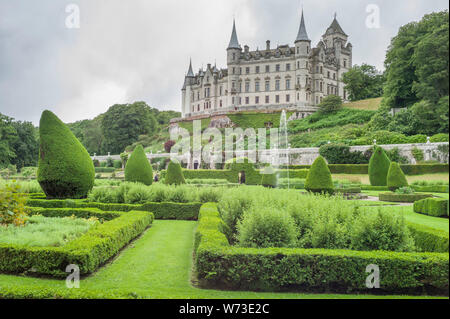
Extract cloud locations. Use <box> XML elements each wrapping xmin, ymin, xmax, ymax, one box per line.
<box><xmin>0</xmin><ymin>0</ymin><xmax>448</xmax><ymax>125</ymax></box>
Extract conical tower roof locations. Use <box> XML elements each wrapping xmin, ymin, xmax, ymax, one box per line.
<box><xmin>186</xmin><ymin>58</ymin><xmax>194</xmax><ymax>77</ymax></box>
<box><xmin>295</xmin><ymin>10</ymin><xmax>310</xmax><ymax>42</ymax></box>
<box><xmin>227</xmin><ymin>19</ymin><xmax>241</xmax><ymax>50</ymax></box>
<box><xmin>325</xmin><ymin>14</ymin><xmax>347</xmax><ymax>36</ymax></box>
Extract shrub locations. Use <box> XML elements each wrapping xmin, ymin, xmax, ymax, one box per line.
<box><xmin>260</xmin><ymin>166</ymin><xmax>277</xmax><ymax>187</ymax></box>
<box><xmin>319</xmin><ymin>144</ymin><xmax>369</xmax><ymax>164</ymax></box>
<box><xmin>0</xmin><ymin>183</ymin><xmax>29</xmax><ymax>226</ymax></box>
<box><xmin>411</xmin><ymin>147</ymin><xmax>424</xmax><ymax>162</ymax></box>
<box><xmin>124</xmin><ymin>145</ymin><xmax>153</xmax><ymax>186</ymax></box>
<box><xmin>430</xmin><ymin>133</ymin><xmax>449</xmax><ymax>143</ymax></box>
<box><xmin>385</xmin><ymin>147</ymin><xmax>408</xmax><ymax>164</ymax></box>
<box><xmin>165</xmin><ymin>161</ymin><xmax>185</xmax><ymax>185</ymax></box>
<box><xmin>88</xmin><ymin>187</ymin><xmax>120</xmax><ymax>203</ymax></box>
<box><xmin>318</xmin><ymin>95</ymin><xmax>342</xmax><ymax>113</ymax></box>
<box><xmin>198</xmin><ymin>188</ymin><xmax>222</xmax><ymax>203</ymax></box>
<box><xmin>350</xmin><ymin>210</ymin><xmax>415</xmax><ymax>252</ymax></box>
<box><xmin>37</xmin><ymin>110</ymin><xmax>95</xmax><ymax>199</ymax></box>
<box><xmin>106</xmin><ymin>157</ymin><xmax>114</xmax><ymax>168</ymax></box>
<box><xmin>414</xmin><ymin>198</ymin><xmax>449</xmax><ymax>217</ymax></box>
<box><xmin>304</xmin><ymin>156</ymin><xmax>334</xmax><ymax>194</ymax></box>
<box><xmin>237</xmin><ymin>206</ymin><xmax>297</xmax><ymax>248</ymax></box>
<box><xmin>368</xmin><ymin>146</ymin><xmax>391</xmax><ymax>186</ymax></box>
<box><xmin>379</xmin><ymin>192</ymin><xmax>433</xmax><ymax>203</ymax></box>
<box><xmin>93</xmin><ymin>159</ymin><xmax>100</xmax><ymax>167</ymax></box>
<box><xmin>113</xmin><ymin>160</ymin><xmax>122</xmax><ymax>169</ymax></box>
<box><xmin>395</xmin><ymin>186</ymin><xmax>415</xmax><ymax>194</ymax></box>
<box><xmin>387</xmin><ymin>162</ymin><xmax>408</xmax><ymax>191</ymax></box>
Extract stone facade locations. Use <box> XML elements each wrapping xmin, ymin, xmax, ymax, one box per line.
<box><xmin>180</xmin><ymin>11</ymin><xmax>352</xmax><ymax>120</ymax></box>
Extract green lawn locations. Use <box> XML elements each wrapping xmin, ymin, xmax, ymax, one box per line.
<box><xmin>0</xmin><ymin>219</ymin><xmax>446</xmax><ymax>299</ymax></box>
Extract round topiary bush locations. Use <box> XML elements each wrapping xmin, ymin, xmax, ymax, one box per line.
<box><xmin>37</xmin><ymin>110</ymin><xmax>95</xmax><ymax>199</ymax></box>
<box><xmin>387</xmin><ymin>162</ymin><xmax>408</xmax><ymax>191</ymax></box>
<box><xmin>124</xmin><ymin>144</ymin><xmax>153</xmax><ymax>185</ymax></box>
<box><xmin>165</xmin><ymin>160</ymin><xmax>185</xmax><ymax>185</ymax></box>
<box><xmin>261</xmin><ymin>165</ymin><xmax>277</xmax><ymax>188</ymax></box>
<box><xmin>368</xmin><ymin>146</ymin><xmax>391</xmax><ymax>186</ymax></box>
<box><xmin>304</xmin><ymin>156</ymin><xmax>334</xmax><ymax>194</ymax></box>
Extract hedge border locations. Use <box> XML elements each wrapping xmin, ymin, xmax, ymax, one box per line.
<box><xmin>0</xmin><ymin>209</ymin><xmax>154</xmax><ymax>277</ymax></box>
<box><xmin>194</xmin><ymin>203</ymin><xmax>449</xmax><ymax>294</ymax></box>
<box><xmin>378</xmin><ymin>192</ymin><xmax>434</xmax><ymax>203</ymax></box>
<box><xmin>413</xmin><ymin>198</ymin><xmax>449</xmax><ymax>217</ymax></box>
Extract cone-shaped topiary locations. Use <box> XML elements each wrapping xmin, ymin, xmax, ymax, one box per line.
<box><xmin>368</xmin><ymin>146</ymin><xmax>391</xmax><ymax>186</ymax></box>
<box><xmin>37</xmin><ymin>110</ymin><xmax>95</xmax><ymax>199</ymax></box>
<box><xmin>261</xmin><ymin>165</ymin><xmax>277</xmax><ymax>188</ymax></box>
<box><xmin>387</xmin><ymin>162</ymin><xmax>408</xmax><ymax>191</ymax></box>
<box><xmin>165</xmin><ymin>160</ymin><xmax>185</xmax><ymax>185</ymax></box>
<box><xmin>124</xmin><ymin>144</ymin><xmax>153</xmax><ymax>185</ymax></box>
<box><xmin>305</xmin><ymin>156</ymin><xmax>334</xmax><ymax>194</ymax></box>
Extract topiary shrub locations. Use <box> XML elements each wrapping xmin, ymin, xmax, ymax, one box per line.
<box><xmin>261</xmin><ymin>165</ymin><xmax>277</xmax><ymax>188</ymax></box>
<box><xmin>165</xmin><ymin>160</ymin><xmax>185</xmax><ymax>185</ymax></box>
<box><xmin>304</xmin><ymin>156</ymin><xmax>334</xmax><ymax>194</ymax></box>
<box><xmin>37</xmin><ymin>110</ymin><xmax>95</xmax><ymax>199</ymax></box>
<box><xmin>124</xmin><ymin>145</ymin><xmax>153</xmax><ymax>186</ymax></box>
<box><xmin>368</xmin><ymin>146</ymin><xmax>391</xmax><ymax>186</ymax></box>
<box><xmin>387</xmin><ymin>162</ymin><xmax>408</xmax><ymax>191</ymax></box>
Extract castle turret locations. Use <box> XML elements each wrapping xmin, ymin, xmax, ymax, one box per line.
<box><xmin>227</xmin><ymin>19</ymin><xmax>242</xmax><ymax>108</ymax></box>
<box><xmin>294</xmin><ymin>10</ymin><xmax>311</xmax><ymax>106</ymax></box>
<box><xmin>182</xmin><ymin>59</ymin><xmax>194</xmax><ymax>117</ymax></box>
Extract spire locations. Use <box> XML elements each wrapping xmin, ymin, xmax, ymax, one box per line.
<box><xmin>227</xmin><ymin>19</ymin><xmax>241</xmax><ymax>50</ymax></box>
<box><xmin>326</xmin><ymin>13</ymin><xmax>347</xmax><ymax>36</ymax></box>
<box><xmin>186</xmin><ymin>58</ymin><xmax>194</xmax><ymax>77</ymax></box>
<box><xmin>295</xmin><ymin>10</ymin><xmax>309</xmax><ymax>42</ymax></box>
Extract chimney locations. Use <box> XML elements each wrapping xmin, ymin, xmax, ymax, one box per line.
<box><xmin>266</xmin><ymin>40</ymin><xmax>270</xmax><ymax>50</ymax></box>
<box><xmin>244</xmin><ymin>45</ymin><xmax>249</xmax><ymax>53</ymax></box>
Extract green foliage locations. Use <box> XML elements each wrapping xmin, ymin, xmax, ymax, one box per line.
<box><xmin>260</xmin><ymin>165</ymin><xmax>277</xmax><ymax>187</ymax></box>
<box><xmin>368</xmin><ymin>146</ymin><xmax>391</xmax><ymax>186</ymax></box>
<box><xmin>94</xmin><ymin>167</ymin><xmax>115</xmax><ymax>173</ymax></box>
<box><xmin>319</xmin><ymin>143</ymin><xmax>369</xmax><ymax>164</ymax></box>
<box><xmin>0</xmin><ymin>215</ymin><xmax>98</xmax><ymax>247</ymax></box>
<box><xmin>195</xmin><ymin>203</ymin><xmax>448</xmax><ymax>294</ymax></box>
<box><xmin>430</xmin><ymin>133</ymin><xmax>449</xmax><ymax>142</ymax></box>
<box><xmin>101</xmin><ymin>102</ymin><xmax>157</xmax><ymax>154</ymax></box>
<box><xmin>0</xmin><ymin>182</ymin><xmax>29</xmax><ymax>226</ymax></box>
<box><xmin>395</xmin><ymin>186</ymin><xmax>415</xmax><ymax>194</ymax></box>
<box><xmin>342</xmin><ymin>64</ymin><xmax>385</xmax><ymax>101</ymax></box>
<box><xmin>37</xmin><ymin>110</ymin><xmax>95</xmax><ymax>199</ymax></box>
<box><xmin>414</xmin><ymin>198</ymin><xmax>449</xmax><ymax>217</ymax></box>
<box><xmin>0</xmin><ymin>210</ymin><xmax>153</xmax><ymax>277</ymax></box>
<box><xmin>318</xmin><ymin>95</ymin><xmax>343</xmax><ymax>114</ymax></box>
<box><xmin>387</xmin><ymin>162</ymin><xmax>409</xmax><ymax>191</ymax></box>
<box><xmin>237</xmin><ymin>207</ymin><xmax>297</xmax><ymax>248</ymax></box>
<box><xmin>407</xmin><ymin>222</ymin><xmax>449</xmax><ymax>253</ymax></box>
<box><xmin>411</xmin><ymin>147</ymin><xmax>424</xmax><ymax>162</ymax></box>
<box><xmin>165</xmin><ymin>161</ymin><xmax>185</xmax><ymax>185</ymax></box>
<box><xmin>379</xmin><ymin>192</ymin><xmax>433</xmax><ymax>203</ymax></box>
<box><xmin>124</xmin><ymin>145</ymin><xmax>153</xmax><ymax>186</ymax></box>
<box><xmin>305</xmin><ymin>156</ymin><xmax>334</xmax><ymax>193</ymax></box>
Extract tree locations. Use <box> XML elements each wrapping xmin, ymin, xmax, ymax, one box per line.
<box><xmin>304</xmin><ymin>156</ymin><xmax>334</xmax><ymax>194</ymax></box>
<box><xmin>368</xmin><ymin>146</ymin><xmax>391</xmax><ymax>186</ymax></box>
<box><xmin>0</xmin><ymin>113</ymin><xmax>18</xmax><ymax>167</ymax></box>
<box><xmin>10</xmin><ymin>121</ymin><xmax>39</xmax><ymax>169</ymax></box>
<box><xmin>124</xmin><ymin>144</ymin><xmax>153</xmax><ymax>185</ymax></box>
<box><xmin>342</xmin><ymin>64</ymin><xmax>385</xmax><ymax>101</ymax></box>
<box><xmin>101</xmin><ymin>102</ymin><xmax>157</xmax><ymax>154</ymax></box>
<box><xmin>164</xmin><ymin>140</ymin><xmax>176</xmax><ymax>153</ymax></box>
<box><xmin>318</xmin><ymin>95</ymin><xmax>342</xmax><ymax>114</ymax></box>
<box><xmin>165</xmin><ymin>160</ymin><xmax>185</xmax><ymax>185</ymax></box>
<box><xmin>37</xmin><ymin>110</ymin><xmax>95</xmax><ymax>199</ymax></box>
<box><xmin>387</xmin><ymin>162</ymin><xmax>408</xmax><ymax>191</ymax></box>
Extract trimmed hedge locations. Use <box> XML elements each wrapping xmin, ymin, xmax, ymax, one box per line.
<box><xmin>414</xmin><ymin>198</ymin><xmax>449</xmax><ymax>217</ymax></box>
<box><xmin>400</xmin><ymin>164</ymin><xmax>449</xmax><ymax>175</ymax></box>
<box><xmin>411</xmin><ymin>185</ymin><xmax>449</xmax><ymax>193</ymax></box>
<box><xmin>304</xmin><ymin>156</ymin><xmax>334</xmax><ymax>194</ymax></box>
<box><xmin>368</xmin><ymin>146</ymin><xmax>391</xmax><ymax>186</ymax></box>
<box><xmin>387</xmin><ymin>162</ymin><xmax>409</xmax><ymax>191</ymax></box>
<box><xmin>165</xmin><ymin>161</ymin><xmax>186</xmax><ymax>185</ymax></box>
<box><xmin>37</xmin><ymin>110</ymin><xmax>95</xmax><ymax>199</ymax></box>
<box><xmin>407</xmin><ymin>222</ymin><xmax>449</xmax><ymax>253</ymax></box>
<box><xmin>94</xmin><ymin>167</ymin><xmax>115</xmax><ymax>173</ymax></box>
<box><xmin>360</xmin><ymin>185</ymin><xmax>389</xmax><ymax>191</ymax></box>
<box><xmin>335</xmin><ymin>187</ymin><xmax>362</xmax><ymax>194</ymax></box>
<box><xmin>378</xmin><ymin>192</ymin><xmax>433</xmax><ymax>203</ymax></box>
<box><xmin>125</xmin><ymin>145</ymin><xmax>153</xmax><ymax>185</ymax></box>
<box><xmin>194</xmin><ymin>203</ymin><xmax>449</xmax><ymax>294</ymax></box>
<box><xmin>25</xmin><ymin>198</ymin><xmax>202</xmax><ymax>220</ymax></box>
<box><xmin>0</xmin><ymin>210</ymin><xmax>153</xmax><ymax>277</ymax></box>
<box><xmin>261</xmin><ymin>166</ymin><xmax>277</xmax><ymax>187</ymax></box>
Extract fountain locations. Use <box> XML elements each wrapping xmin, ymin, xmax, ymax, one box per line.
<box><xmin>277</xmin><ymin>110</ymin><xmax>290</xmax><ymax>189</ymax></box>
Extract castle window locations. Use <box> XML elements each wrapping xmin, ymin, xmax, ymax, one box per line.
<box><xmin>275</xmin><ymin>95</ymin><xmax>280</xmax><ymax>103</ymax></box>
<box><xmin>333</xmin><ymin>73</ymin><xmax>336</xmax><ymax>80</ymax></box>
<box><xmin>265</xmin><ymin>65</ymin><xmax>270</xmax><ymax>73</ymax></box>
<box><xmin>297</xmin><ymin>61</ymin><xmax>300</xmax><ymax>69</ymax></box>
<box><xmin>316</xmin><ymin>66</ymin><xmax>319</xmax><ymax>73</ymax></box>
<box><xmin>316</xmin><ymin>96</ymin><xmax>319</xmax><ymax>104</ymax></box>
<box><xmin>232</xmin><ymin>97</ymin><xmax>235</xmax><ymax>105</ymax></box>
<box><xmin>286</xmin><ymin>79</ymin><xmax>291</xmax><ymax>90</ymax></box>
<box><xmin>307</xmin><ymin>46</ymin><xmax>310</xmax><ymax>54</ymax></box>
<box><xmin>239</xmin><ymin>67</ymin><xmax>242</xmax><ymax>74</ymax></box>
<box><xmin>275</xmin><ymin>64</ymin><xmax>280</xmax><ymax>72</ymax></box>
<box><xmin>232</xmin><ymin>81</ymin><xmax>235</xmax><ymax>89</ymax></box>
<box><xmin>320</xmin><ymin>66</ymin><xmax>323</xmax><ymax>74</ymax></box>
<box><xmin>286</xmin><ymin>63</ymin><xmax>291</xmax><ymax>71</ymax></box>
<box><xmin>296</xmin><ymin>47</ymin><xmax>299</xmax><ymax>54</ymax></box>
<box><xmin>245</xmin><ymin>97</ymin><xmax>249</xmax><ymax>104</ymax></box>
<box><xmin>220</xmin><ymin>86</ymin><xmax>223</xmax><ymax>95</ymax></box>
<box><xmin>286</xmin><ymin>94</ymin><xmax>290</xmax><ymax>102</ymax></box>
<box><xmin>320</xmin><ymin>82</ymin><xmax>323</xmax><ymax>92</ymax></box>
<box><xmin>239</xmin><ymin>97</ymin><xmax>242</xmax><ymax>105</ymax></box>
<box><xmin>232</xmin><ymin>53</ymin><xmax>236</xmax><ymax>60</ymax></box>
<box><xmin>265</xmin><ymin>81</ymin><xmax>270</xmax><ymax>91</ymax></box>
<box><xmin>255</xmin><ymin>96</ymin><xmax>259</xmax><ymax>104</ymax></box>
<box><xmin>245</xmin><ymin>81</ymin><xmax>250</xmax><ymax>93</ymax></box>
<box><xmin>232</xmin><ymin>67</ymin><xmax>235</xmax><ymax>74</ymax></box>
<box><xmin>256</xmin><ymin>66</ymin><xmax>260</xmax><ymax>73</ymax></box>
<box><xmin>327</xmin><ymin>71</ymin><xmax>330</xmax><ymax>78</ymax></box>
<box><xmin>297</xmin><ymin>93</ymin><xmax>300</xmax><ymax>100</ymax></box>
<box><xmin>297</xmin><ymin>77</ymin><xmax>300</xmax><ymax>85</ymax></box>
<box><xmin>275</xmin><ymin>79</ymin><xmax>280</xmax><ymax>90</ymax></box>
<box><xmin>246</xmin><ymin>67</ymin><xmax>250</xmax><ymax>74</ymax></box>
<box><xmin>344</xmin><ymin>90</ymin><xmax>347</xmax><ymax>99</ymax></box>
<box><xmin>255</xmin><ymin>81</ymin><xmax>260</xmax><ymax>92</ymax></box>
<box><xmin>220</xmin><ymin>100</ymin><xmax>222</xmax><ymax>107</ymax></box>
<box><xmin>343</xmin><ymin>59</ymin><xmax>347</xmax><ymax>68</ymax></box>
<box><xmin>265</xmin><ymin>96</ymin><xmax>269</xmax><ymax>104</ymax></box>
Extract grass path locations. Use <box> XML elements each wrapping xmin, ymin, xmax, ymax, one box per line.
<box><xmin>0</xmin><ymin>220</ymin><xmax>446</xmax><ymax>299</ymax></box>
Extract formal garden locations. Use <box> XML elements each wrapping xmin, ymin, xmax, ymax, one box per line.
<box><xmin>0</xmin><ymin>110</ymin><xmax>448</xmax><ymax>299</ymax></box>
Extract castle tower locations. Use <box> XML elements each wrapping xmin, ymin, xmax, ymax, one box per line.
<box><xmin>181</xmin><ymin>59</ymin><xmax>195</xmax><ymax>117</ymax></box>
<box><xmin>294</xmin><ymin>10</ymin><xmax>311</xmax><ymax>106</ymax></box>
<box><xmin>226</xmin><ymin>19</ymin><xmax>242</xmax><ymax>109</ymax></box>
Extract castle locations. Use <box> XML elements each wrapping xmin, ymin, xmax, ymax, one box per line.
<box><xmin>181</xmin><ymin>11</ymin><xmax>352</xmax><ymax>119</ymax></box>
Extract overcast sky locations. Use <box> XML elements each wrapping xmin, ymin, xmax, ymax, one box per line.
<box><xmin>0</xmin><ymin>0</ymin><xmax>448</xmax><ymax>125</ymax></box>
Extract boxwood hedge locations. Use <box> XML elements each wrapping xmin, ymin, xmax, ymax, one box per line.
<box><xmin>414</xmin><ymin>198</ymin><xmax>449</xmax><ymax>217</ymax></box>
<box><xmin>194</xmin><ymin>203</ymin><xmax>448</xmax><ymax>294</ymax></box>
<box><xmin>378</xmin><ymin>192</ymin><xmax>433</xmax><ymax>203</ymax></box>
